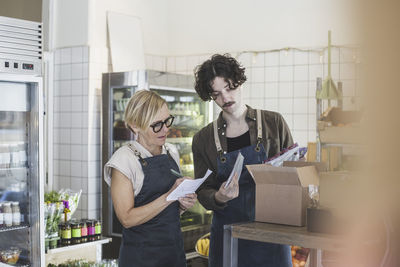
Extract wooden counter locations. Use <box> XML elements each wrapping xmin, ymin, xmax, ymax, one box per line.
<box><xmin>223</xmin><ymin>222</ymin><xmax>345</xmax><ymax>267</ymax></box>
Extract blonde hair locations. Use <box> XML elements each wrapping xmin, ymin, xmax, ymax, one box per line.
<box><xmin>124</xmin><ymin>90</ymin><xmax>166</xmax><ymax>133</ymax></box>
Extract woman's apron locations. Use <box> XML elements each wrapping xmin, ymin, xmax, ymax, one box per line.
<box><xmin>118</xmin><ymin>144</ymin><xmax>186</xmax><ymax>267</ymax></box>
<box><xmin>209</xmin><ymin>110</ymin><xmax>292</xmax><ymax>267</ymax></box>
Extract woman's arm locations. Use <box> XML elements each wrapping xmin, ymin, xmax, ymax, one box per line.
<box><xmin>111</xmin><ymin>168</ymin><xmax>178</xmax><ymax>228</ymax></box>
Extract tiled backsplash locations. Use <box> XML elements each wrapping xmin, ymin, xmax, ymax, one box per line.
<box><xmin>53</xmin><ymin>46</ymin><xmax>106</xmax><ymax>220</ymax></box>
<box><xmin>145</xmin><ymin>47</ymin><xmax>360</xmax><ymax>147</ymax></box>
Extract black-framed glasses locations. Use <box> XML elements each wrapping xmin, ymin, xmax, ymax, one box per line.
<box><xmin>150</xmin><ymin>115</ymin><xmax>175</xmax><ymax>133</ymax></box>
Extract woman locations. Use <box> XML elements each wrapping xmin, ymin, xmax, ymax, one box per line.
<box><xmin>104</xmin><ymin>90</ymin><xmax>197</xmax><ymax>267</ymax></box>
<box><xmin>192</xmin><ymin>54</ymin><xmax>294</xmax><ymax>267</ymax></box>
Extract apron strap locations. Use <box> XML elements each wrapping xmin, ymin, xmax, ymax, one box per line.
<box><xmin>127</xmin><ymin>143</ymin><xmax>173</xmax><ymax>167</ymax></box>
<box><xmin>255</xmin><ymin>109</ymin><xmax>263</xmax><ymax>152</ymax></box>
<box><xmin>127</xmin><ymin>143</ymin><xmax>148</xmax><ymax>166</ymax></box>
<box><xmin>213</xmin><ymin>109</ymin><xmax>264</xmax><ymax>160</ymax></box>
<box><xmin>213</xmin><ymin>120</ymin><xmax>226</xmax><ymax>163</ymax></box>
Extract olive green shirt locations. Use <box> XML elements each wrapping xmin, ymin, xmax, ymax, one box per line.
<box><xmin>192</xmin><ymin>105</ymin><xmax>294</xmax><ymax>211</ymax></box>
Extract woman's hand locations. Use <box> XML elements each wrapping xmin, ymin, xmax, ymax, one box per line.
<box><xmin>166</xmin><ymin>177</ymin><xmax>185</xmax><ymax>199</ymax></box>
<box><xmin>178</xmin><ymin>193</ymin><xmax>197</xmax><ymax>212</ymax></box>
<box><xmin>214</xmin><ymin>172</ymin><xmax>239</xmax><ymax>204</ymax></box>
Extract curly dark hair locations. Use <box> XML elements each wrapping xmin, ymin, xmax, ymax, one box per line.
<box><xmin>194</xmin><ymin>54</ymin><xmax>247</xmax><ymax>101</ymax></box>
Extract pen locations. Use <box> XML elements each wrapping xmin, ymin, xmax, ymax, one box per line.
<box><xmin>170</xmin><ymin>169</ymin><xmax>183</xmax><ymax>178</ymax></box>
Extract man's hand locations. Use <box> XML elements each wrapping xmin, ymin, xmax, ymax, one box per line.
<box><xmin>214</xmin><ymin>173</ymin><xmax>239</xmax><ymax>204</ymax></box>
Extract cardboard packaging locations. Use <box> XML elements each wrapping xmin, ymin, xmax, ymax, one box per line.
<box><xmin>318</xmin><ymin>107</ymin><xmax>363</xmax><ymax>144</ymax></box>
<box><xmin>307</xmin><ymin>142</ymin><xmax>342</xmax><ymax>171</ymax></box>
<box><xmin>246</xmin><ymin>162</ymin><xmax>324</xmax><ymax>226</ymax></box>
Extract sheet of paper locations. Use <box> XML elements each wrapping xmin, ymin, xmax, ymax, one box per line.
<box><xmin>224</xmin><ymin>152</ymin><xmax>244</xmax><ymax>188</ymax></box>
<box><xmin>166</xmin><ymin>169</ymin><xmax>212</xmax><ymax>201</ymax></box>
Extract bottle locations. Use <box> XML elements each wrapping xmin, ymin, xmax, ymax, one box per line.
<box><xmin>95</xmin><ymin>220</ymin><xmax>102</xmax><ymax>240</ymax></box>
<box><xmin>71</xmin><ymin>222</ymin><xmax>82</xmax><ymax>244</ymax></box>
<box><xmin>11</xmin><ymin>202</ymin><xmax>20</xmax><ymax>226</ymax></box>
<box><xmin>87</xmin><ymin>220</ymin><xmax>96</xmax><ymax>241</ymax></box>
<box><xmin>18</xmin><ymin>144</ymin><xmax>27</xmax><ymax>167</ymax></box>
<box><xmin>61</xmin><ymin>223</ymin><xmax>71</xmax><ymax>246</ymax></box>
<box><xmin>0</xmin><ymin>203</ymin><xmax>4</xmax><ymax>227</ymax></box>
<box><xmin>10</xmin><ymin>145</ymin><xmax>19</xmax><ymax>168</ymax></box>
<box><xmin>80</xmin><ymin>220</ymin><xmax>88</xmax><ymax>243</ymax></box>
<box><xmin>3</xmin><ymin>203</ymin><xmax>12</xmax><ymax>227</ymax></box>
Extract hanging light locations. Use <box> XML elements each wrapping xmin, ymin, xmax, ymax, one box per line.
<box><xmin>316</xmin><ymin>31</ymin><xmax>342</xmax><ymax>106</ymax></box>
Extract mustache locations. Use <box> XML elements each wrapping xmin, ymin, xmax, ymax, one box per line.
<box><xmin>223</xmin><ymin>101</ymin><xmax>235</xmax><ymax>107</ymax></box>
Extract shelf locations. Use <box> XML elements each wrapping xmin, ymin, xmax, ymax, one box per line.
<box><xmin>113</xmin><ymin>140</ymin><xmax>131</xmax><ymax>143</ymax></box>
<box><xmin>45</xmin><ymin>237</ymin><xmax>112</xmax><ymax>255</ymax></box>
<box><xmin>0</xmin><ymin>141</ymin><xmax>27</xmax><ymax>146</ymax></box>
<box><xmin>166</xmin><ymin>137</ymin><xmax>192</xmax><ymax>143</ymax></box>
<box><xmin>185</xmin><ymin>251</ymin><xmax>200</xmax><ymax>260</ymax></box>
<box><xmin>0</xmin><ymin>260</ymin><xmax>31</xmax><ymax>267</ymax></box>
<box><xmin>170</xmin><ymin>111</ymin><xmax>199</xmax><ymax>116</ymax></box>
<box><xmin>0</xmin><ymin>166</ymin><xmax>27</xmax><ymax>171</ymax></box>
<box><xmin>0</xmin><ymin>224</ymin><xmax>29</xmax><ymax>233</ymax></box>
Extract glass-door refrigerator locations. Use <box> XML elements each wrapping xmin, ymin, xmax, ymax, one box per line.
<box><xmin>0</xmin><ymin>16</ymin><xmax>44</xmax><ymax>267</ymax></box>
<box><xmin>102</xmin><ymin>70</ymin><xmax>212</xmax><ymax>258</ymax></box>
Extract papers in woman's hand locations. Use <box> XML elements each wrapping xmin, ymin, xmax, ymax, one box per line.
<box><xmin>166</xmin><ymin>169</ymin><xmax>212</xmax><ymax>201</ymax></box>
<box><xmin>224</xmin><ymin>152</ymin><xmax>244</xmax><ymax>188</ymax></box>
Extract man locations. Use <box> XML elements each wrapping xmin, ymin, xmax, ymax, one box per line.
<box><xmin>192</xmin><ymin>54</ymin><xmax>294</xmax><ymax>267</ymax></box>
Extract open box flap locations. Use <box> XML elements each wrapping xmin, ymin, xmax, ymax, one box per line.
<box><xmin>283</xmin><ymin>161</ymin><xmax>328</xmax><ymax>173</ymax></box>
<box><xmin>296</xmin><ymin>166</ymin><xmax>320</xmax><ymax>187</ymax></box>
<box><xmin>246</xmin><ymin>164</ymin><xmax>301</xmax><ymax>186</ymax></box>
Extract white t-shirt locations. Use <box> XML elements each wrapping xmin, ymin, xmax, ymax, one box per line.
<box><xmin>104</xmin><ymin>141</ymin><xmax>180</xmax><ymax>196</ymax></box>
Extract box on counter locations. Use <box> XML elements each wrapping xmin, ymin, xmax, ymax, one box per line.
<box><xmin>318</xmin><ymin>125</ymin><xmax>362</xmax><ymax>144</ymax></box>
<box><xmin>318</xmin><ymin>107</ymin><xmax>363</xmax><ymax>144</ymax></box>
<box><xmin>246</xmin><ymin>162</ymin><xmax>325</xmax><ymax>226</ymax></box>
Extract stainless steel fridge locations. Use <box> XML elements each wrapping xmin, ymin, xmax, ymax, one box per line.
<box><xmin>0</xmin><ymin>16</ymin><xmax>44</xmax><ymax>267</ymax></box>
<box><xmin>102</xmin><ymin>70</ymin><xmax>213</xmax><ymax>259</ymax></box>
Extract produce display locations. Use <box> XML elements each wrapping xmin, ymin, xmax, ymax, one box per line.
<box><xmin>0</xmin><ymin>247</ymin><xmax>21</xmax><ymax>265</ymax></box>
<box><xmin>195</xmin><ymin>234</ymin><xmax>210</xmax><ymax>257</ymax></box>
<box><xmin>291</xmin><ymin>246</ymin><xmax>310</xmax><ymax>267</ymax></box>
<box><xmin>44</xmin><ymin>189</ymin><xmax>83</xmax><ymax>251</ymax></box>
<box><xmin>44</xmin><ymin>202</ymin><xmax>63</xmax><ymax>238</ymax></box>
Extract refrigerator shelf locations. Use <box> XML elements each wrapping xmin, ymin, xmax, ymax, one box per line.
<box><xmin>0</xmin><ymin>166</ymin><xmax>27</xmax><ymax>171</ymax></box>
<box><xmin>166</xmin><ymin>137</ymin><xmax>192</xmax><ymax>144</ymax></box>
<box><xmin>0</xmin><ymin>223</ymin><xmax>29</xmax><ymax>233</ymax></box>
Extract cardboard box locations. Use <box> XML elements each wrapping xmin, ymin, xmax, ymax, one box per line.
<box><xmin>246</xmin><ymin>162</ymin><xmax>321</xmax><ymax>226</ymax></box>
<box><xmin>318</xmin><ymin>107</ymin><xmax>363</xmax><ymax>144</ymax></box>
<box><xmin>318</xmin><ymin>125</ymin><xmax>361</xmax><ymax>144</ymax></box>
<box><xmin>320</xmin><ymin>107</ymin><xmax>363</xmax><ymax>125</ymax></box>
<box><xmin>307</xmin><ymin>142</ymin><xmax>342</xmax><ymax>171</ymax></box>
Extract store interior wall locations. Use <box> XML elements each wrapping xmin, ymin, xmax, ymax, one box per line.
<box><xmin>166</xmin><ymin>0</ymin><xmax>359</xmax><ymax>55</ymax></box>
<box><xmin>51</xmin><ymin>0</ymin><xmax>358</xmax><ymax>54</ymax></box>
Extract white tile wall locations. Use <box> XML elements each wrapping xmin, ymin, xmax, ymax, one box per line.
<box><xmin>156</xmin><ymin>47</ymin><xmax>359</xmax><ymax>147</ymax></box>
<box><xmin>53</xmin><ymin>45</ymin><xmax>101</xmax><ymax>220</ymax></box>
